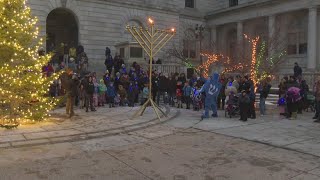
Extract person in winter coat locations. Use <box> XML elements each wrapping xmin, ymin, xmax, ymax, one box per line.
<box><xmin>299</xmin><ymin>80</ymin><xmax>309</xmax><ymax>113</ymax></box>
<box><xmin>120</xmin><ymin>73</ymin><xmax>130</xmax><ymax>90</ymax></box>
<box><xmin>92</xmin><ymin>77</ymin><xmax>99</xmax><ymax>107</ymax></box>
<box><xmin>313</xmin><ymin>79</ymin><xmax>320</xmax><ymax>122</ymax></box>
<box><xmin>128</xmin><ymin>82</ymin><xmax>138</xmax><ymax>107</ymax></box>
<box><xmin>152</xmin><ymin>74</ymin><xmax>159</xmax><ymax>102</ymax></box>
<box><xmin>65</xmin><ymin>73</ymin><xmax>79</xmax><ymax>118</ymax></box>
<box><xmin>178</xmin><ymin>73</ymin><xmax>187</xmax><ymax>85</ymax></box>
<box><xmin>98</xmin><ymin>79</ymin><xmax>107</xmax><ymax>106</ymax></box>
<box><xmin>120</xmin><ymin>64</ymin><xmax>127</xmax><ymax>75</ymax></box>
<box><xmin>168</xmin><ymin>76</ymin><xmax>177</xmax><ymax>107</ymax></box>
<box><xmin>278</xmin><ymin>78</ymin><xmax>287</xmax><ymax>98</ymax></box>
<box><xmin>217</xmin><ymin>74</ymin><xmax>227</xmax><ymax>110</ymax></box>
<box><xmin>85</xmin><ymin>76</ymin><xmax>96</xmax><ymax>112</ymax></box>
<box><xmin>293</xmin><ymin>62</ymin><xmax>302</xmax><ymax>80</ymax></box>
<box><xmin>176</xmin><ymin>82</ymin><xmax>183</xmax><ymax>108</ymax></box>
<box><xmin>286</xmin><ymin>90</ymin><xmax>298</xmax><ymax>120</ymax></box>
<box><xmin>114</xmin><ymin>72</ymin><xmax>121</xmax><ymax>91</ymax></box>
<box><xmin>141</xmin><ymin>84</ymin><xmax>149</xmax><ymax>105</ymax></box>
<box><xmin>183</xmin><ymin>82</ymin><xmax>192</xmax><ymax>109</ymax></box>
<box><xmin>157</xmin><ymin>74</ymin><xmax>169</xmax><ymax>105</ymax></box>
<box><xmin>79</xmin><ymin>83</ymin><xmax>85</xmax><ymax>109</ymax></box>
<box><xmin>239</xmin><ymin>90</ymin><xmax>250</xmax><ymax>121</ymax></box>
<box><xmin>107</xmin><ymin>82</ymin><xmax>116</xmax><ymax>108</ymax></box>
<box><xmin>232</xmin><ymin>75</ymin><xmax>240</xmax><ymax>91</ymax></box>
<box><xmin>118</xmin><ymin>85</ymin><xmax>127</xmax><ymax>106</ymax></box>
<box><xmin>258</xmin><ymin>79</ymin><xmax>271</xmax><ymax>116</ymax></box>
<box><xmin>104</xmin><ymin>47</ymin><xmax>113</xmax><ymax>74</ymax></box>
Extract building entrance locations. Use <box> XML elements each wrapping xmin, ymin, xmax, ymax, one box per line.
<box><xmin>46</xmin><ymin>8</ymin><xmax>78</xmax><ymax>63</ymax></box>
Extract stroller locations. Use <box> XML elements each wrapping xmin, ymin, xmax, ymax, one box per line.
<box><xmin>192</xmin><ymin>93</ymin><xmax>202</xmax><ymax>111</ymax></box>
<box><xmin>304</xmin><ymin>91</ymin><xmax>315</xmax><ymax>112</ymax></box>
<box><xmin>225</xmin><ymin>93</ymin><xmax>240</xmax><ymax>118</ymax></box>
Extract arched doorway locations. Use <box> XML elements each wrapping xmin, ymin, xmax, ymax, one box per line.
<box><xmin>46</xmin><ymin>8</ymin><xmax>78</xmax><ymax>54</ymax></box>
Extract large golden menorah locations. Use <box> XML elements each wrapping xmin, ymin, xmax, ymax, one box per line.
<box><xmin>126</xmin><ymin>18</ymin><xmax>176</xmax><ymax>120</ymax></box>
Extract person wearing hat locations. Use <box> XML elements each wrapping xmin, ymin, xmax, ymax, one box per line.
<box><xmin>106</xmin><ymin>82</ymin><xmax>116</xmax><ymax>108</ymax></box>
<box><xmin>120</xmin><ymin>64</ymin><xmax>127</xmax><ymax>75</ymax></box>
<box><xmin>104</xmin><ymin>47</ymin><xmax>113</xmax><ymax>74</ymax></box>
<box><xmin>239</xmin><ymin>90</ymin><xmax>250</xmax><ymax>121</ymax></box>
<box><xmin>65</xmin><ymin>72</ymin><xmax>79</xmax><ymax>118</ymax></box>
<box><xmin>293</xmin><ymin>62</ymin><xmax>302</xmax><ymax>80</ymax></box>
<box><xmin>84</xmin><ymin>76</ymin><xmax>96</xmax><ymax>112</ymax></box>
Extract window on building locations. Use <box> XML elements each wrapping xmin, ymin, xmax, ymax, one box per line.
<box><xmin>287</xmin><ymin>32</ymin><xmax>307</xmax><ymax>55</ymax></box>
<box><xmin>183</xmin><ymin>40</ymin><xmax>196</xmax><ymax>59</ymax></box>
<box><xmin>185</xmin><ymin>0</ymin><xmax>194</xmax><ymax>8</ymax></box>
<box><xmin>120</xmin><ymin>48</ymin><xmax>125</xmax><ymax>58</ymax></box>
<box><xmin>229</xmin><ymin>0</ymin><xmax>238</xmax><ymax>7</ymax></box>
<box><xmin>130</xmin><ymin>47</ymin><xmax>143</xmax><ymax>58</ymax></box>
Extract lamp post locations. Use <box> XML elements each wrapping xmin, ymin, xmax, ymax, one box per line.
<box><xmin>126</xmin><ymin>18</ymin><xmax>176</xmax><ymax>120</ymax></box>
<box><xmin>195</xmin><ymin>24</ymin><xmax>205</xmax><ymax>74</ymax></box>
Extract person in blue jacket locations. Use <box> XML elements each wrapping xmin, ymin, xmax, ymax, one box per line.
<box><xmin>200</xmin><ymin>72</ymin><xmax>222</xmax><ymax>119</ymax></box>
<box><xmin>107</xmin><ymin>82</ymin><xmax>116</xmax><ymax>108</ymax></box>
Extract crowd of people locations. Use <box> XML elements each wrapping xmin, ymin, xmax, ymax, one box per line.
<box><xmin>277</xmin><ymin>63</ymin><xmax>319</xmax><ymax>122</ymax></box>
<box><xmin>41</xmin><ymin>46</ymin><xmax>318</xmax><ymax>122</ymax></box>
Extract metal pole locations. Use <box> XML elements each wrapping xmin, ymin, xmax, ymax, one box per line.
<box><xmin>149</xmin><ymin>24</ymin><xmax>153</xmax><ymax>100</ymax></box>
<box><xmin>200</xmin><ymin>31</ymin><xmax>203</xmax><ymax>73</ymax></box>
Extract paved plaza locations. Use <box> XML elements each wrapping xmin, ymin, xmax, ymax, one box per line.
<box><xmin>1</xmin><ymin>106</ymin><xmax>320</xmax><ymax>180</ymax></box>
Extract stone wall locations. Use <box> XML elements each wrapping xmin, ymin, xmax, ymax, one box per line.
<box><xmin>27</xmin><ymin>0</ymin><xmax>217</xmax><ymax>72</ymax></box>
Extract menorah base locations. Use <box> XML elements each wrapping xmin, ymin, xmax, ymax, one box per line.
<box><xmin>132</xmin><ymin>98</ymin><xmax>167</xmax><ymax>120</ymax></box>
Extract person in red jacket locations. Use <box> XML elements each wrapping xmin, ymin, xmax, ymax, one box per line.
<box><xmin>176</xmin><ymin>81</ymin><xmax>183</xmax><ymax>108</ymax></box>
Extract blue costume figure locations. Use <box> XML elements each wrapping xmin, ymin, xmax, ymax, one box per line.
<box><xmin>200</xmin><ymin>73</ymin><xmax>222</xmax><ymax>119</ymax></box>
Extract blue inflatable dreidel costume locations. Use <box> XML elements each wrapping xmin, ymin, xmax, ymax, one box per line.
<box><xmin>200</xmin><ymin>73</ymin><xmax>222</xmax><ymax>119</ymax></box>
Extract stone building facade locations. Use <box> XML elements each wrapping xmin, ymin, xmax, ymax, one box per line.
<box><xmin>207</xmin><ymin>0</ymin><xmax>320</xmax><ymax>83</ymax></box>
<box><xmin>28</xmin><ymin>0</ymin><xmax>320</xmax><ymax>82</ymax></box>
<box><xmin>28</xmin><ymin>0</ymin><xmax>215</xmax><ymax>73</ymax></box>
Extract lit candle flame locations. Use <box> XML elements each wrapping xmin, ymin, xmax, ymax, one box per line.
<box><xmin>148</xmin><ymin>18</ymin><xmax>154</xmax><ymax>24</ymax></box>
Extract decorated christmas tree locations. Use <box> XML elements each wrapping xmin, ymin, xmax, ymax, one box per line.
<box><xmin>0</xmin><ymin>0</ymin><xmax>61</xmax><ymax>128</ymax></box>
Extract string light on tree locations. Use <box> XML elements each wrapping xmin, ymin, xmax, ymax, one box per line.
<box><xmin>0</xmin><ymin>0</ymin><xmax>61</xmax><ymax>128</ymax></box>
<box><xmin>244</xmin><ymin>34</ymin><xmax>260</xmax><ymax>86</ymax></box>
<box><xmin>197</xmin><ymin>53</ymin><xmax>231</xmax><ymax>78</ymax></box>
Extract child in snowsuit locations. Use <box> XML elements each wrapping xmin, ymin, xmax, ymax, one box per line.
<box><xmin>142</xmin><ymin>84</ymin><xmax>149</xmax><ymax>105</ymax></box>
<box><xmin>176</xmin><ymin>82</ymin><xmax>183</xmax><ymax>108</ymax></box>
<box><xmin>107</xmin><ymin>82</ymin><xmax>116</xmax><ymax>108</ymax></box>
<box><xmin>183</xmin><ymin>82</ymin><xmax>192</xmax><ymax>109</ymax></box>
<box><xmin>98</xmin><ymin>79</ymin><xmax>106</xmax><ymax>106</ymax></box>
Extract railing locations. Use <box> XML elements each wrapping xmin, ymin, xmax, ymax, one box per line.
<box><xmin>152</xmin><ymin>64</ymin><xmax>187</xmax><ymax>75</ymax></box>
<box><xmin>276</xmin><ymin>72</ymin><xmax>320</xmax><ymax>89</ymax></box>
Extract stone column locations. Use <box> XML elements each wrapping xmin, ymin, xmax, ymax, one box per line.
<box><xmin>210</xmin><ymin>26</ymin><xmax>217</xmax><ymax>52</ymax></box>
<box><xmin>237</xmin><ymin>21</ymin><xmax>243</xmax><ymax>57</ymax></box>
<box><xmin>268</xmin><ymin>15</ymin><xmax>276</xmax><ymax>56</ymax></box>
<box><xmin>307</xmin><ymin>7</ymin><xmax>317</xmax><ymax>70</ymax></box>
<box><xmin>237</xmin><ymin>21</ymin><xmax>243</xmax><ymax>45</ymax></box>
